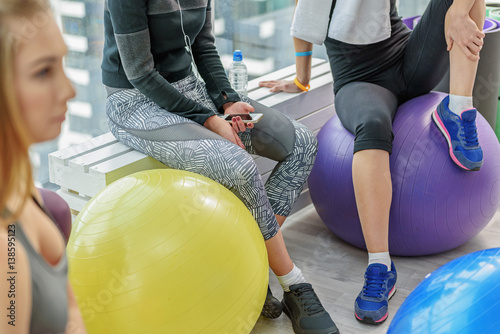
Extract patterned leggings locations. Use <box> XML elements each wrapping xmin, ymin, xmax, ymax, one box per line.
<box><xmin>106</xmin><ymin>74</ymin><xmax>318</xmax><ymax>240</ymax></box>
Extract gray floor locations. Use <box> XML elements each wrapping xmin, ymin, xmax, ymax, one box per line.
<box><xmin>251</xmin><ymin>204</ymin><xmax>500</xmax><ymax>334</ymax></box>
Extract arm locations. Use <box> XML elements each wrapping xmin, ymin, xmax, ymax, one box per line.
<box><xmin>65</xmin><ymin>283</ymin><xmax>87</xmax><ymax>334</ymax></box>
<box><xmin>191</xmin><ymin>0</ymin><xmax>262</xmax><ymax>136</ymax></box>
<box><xmin>106</xmin><ymin>0</ymin><xmax>215</xmax><ymax>125</ymax></box>
<box><xmin>191</xmin><ymin>1</ymin><xmax>241</xmax><ymax>112</ymax></box>
<box><xmin>294</xmin><ymin>37</ymin><xmax>313</xmax><ymax>89</ymax></box>
<box><xmin>259</xmin><ymin>0</ymin><xmax>314</xmax><ymax>93</ymax></box>
<box><xmin>445</xmin><ymin>0</ymin><xmax>486</xmax><ymax>61</ymax></box>
<box><xmin>293</xmin><ymin>0</ymin><xmax>313</xmax><ymax>87</ymax></box>
<box><xmin>189</xmin><ymin>1</ymin><xmax>255</xmax><ymax>134</ymax></box>
<box><xmin>0</xmin><ymin>227</ymin><xmax>31</xmax><ymax>333</ymax></box>
<box><xmin>450</xmin><ymin>0</ymin><xmax>477</xmax><ymax>13</ymax></box>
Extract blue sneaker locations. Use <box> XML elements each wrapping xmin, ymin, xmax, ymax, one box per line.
<box><xmin>432</xmin><ymin>96</ymin><xmax>483</xmax><ymax>171</ymax></box>
<box><xmin>354</xmin><ymin>262</ymin><xmax>397</xmax><ymax>325</ymax></box>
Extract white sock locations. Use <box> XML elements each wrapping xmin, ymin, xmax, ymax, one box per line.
<box><xmin>368</xmin><ymin>252</ymin><xmax>391</xmax><ymax>270</ymax></box>
<box><xmin>448</xmin><ymin>94</ymin><xmax>474</xmax><ymax>116</ymax></box>
<box><xmin>277</xmin><ymin>264</ymin><xmax>306</xmax><ymax>292</ymax></box>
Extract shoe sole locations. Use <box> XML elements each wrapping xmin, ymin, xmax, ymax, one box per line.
<box><xmin>261</xmin><ymin>302</ymin><xmax>283</xmax><ymax>319</ymax></box>
<box><xmin>283</xmin><ymin>302</ymin><xmax>340</xmax><ymax>334</ymax></box>
<box><xmin>354</xmin><ymin>285</ymin><xmax>397</xmax><ymax>325</ymax></box>
<box><xmin>431</xmin><ymin>109</ymin><xmax>480</xmax><ymax>172</ymax></box>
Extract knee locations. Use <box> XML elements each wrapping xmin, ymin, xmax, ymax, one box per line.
<box><xmin>355</xmin><ymin>117</ymin><xmax>392</xmax><ymax>141</ymax></box>
<box><xmin>353</xmin><ymin>117</ymin><xmax>394</xmax><ymax>153</ymax></box>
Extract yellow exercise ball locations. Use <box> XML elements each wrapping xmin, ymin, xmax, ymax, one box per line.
<box><xmin>67</xmin><ymin>169</ymin><xmax>268</xmax><ymax>334</ymax></box>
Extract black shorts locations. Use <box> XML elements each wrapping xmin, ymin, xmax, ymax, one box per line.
<box><xmin>326</xmin><ymin>0</ymin><xmax>453</xmax><ymax>154</ymax></box>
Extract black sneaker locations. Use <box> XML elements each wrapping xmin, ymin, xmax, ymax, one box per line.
<box><xmin>261</xmin><ymin>285</ymin><xmax>283</xmax><ymax>319</ymax></box>
<box><xmin>282</xmin><ymin>283</ymin><xmax>340</xmax><ymax>334</ymax></box>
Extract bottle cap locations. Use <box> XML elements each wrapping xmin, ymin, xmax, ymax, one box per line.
<box><xmin>233</xmin><ymin>50</ymin><xmax>243</xmax><ymax>61</ymax></box>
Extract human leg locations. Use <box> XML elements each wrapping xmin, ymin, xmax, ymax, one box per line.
<box><xmin>240</xmin><ymin>99</ymin><xmax>318</xmax><ymax>223</ymax></box>
<box><xmin>403</xmin><ymin>0</ymin><xmax>485</xmax><ymax>100</ymax></box>
<box><xmin>239</xmin><ymin>100</ymin><xmax>338</xmax><ymax>333</ymax></box>
<box><xmin>353</xmin><ymin>150</ymin><xmax>391</xmax><ymax>254</ymax></box>
<box><xmin>335</xmin><ymin>82</ymin><xmax>398</xmax><ymax>325</ymax></box>
<box><xmin>335</xmin><ymin>82</ymin><xmax>398</xmax><ymax>256</ymax></box>
<box><xmin>237</xmin><ymin>99</ymin><xmax>313</xmax><ymax>274</ymax></box>
<box><xmin>106</xmin><ymin>90</ymin><xmax>280</xmax><ymax>238</ymax></box>
<box><xmin>403</xmin><ymin>0</ymin><xmax>485</xmax><ymax>170</ymax></box>
<box><xmin>236</xmin><ymin>99</ymin><xmax>313</xmax><ymax>275</ymax></box>
<box><xmin>433</xmin><ymin>0</ymin><xmax>485</xmax><ymax>170</ymax></box>
<box><xmin>402</xmin><ymin>0</ymin><xmax>454</xmax><ymax>98</ymax></box>
<box><xmin>263</xmin><ymin>224</ymin><xmax>339</xmax><ymax>332</ymax></box>
<box><xmin>180</xmin><ymin>79</ymin><xmax>333</xmax><ymax>330</ymax></box>
<box><xmin>107</xmin><ymin>89</ymin><xmax>338</xmax><ymax>333</ymax></box>
<box><xmin>448</xmin><ymin>0</ymin><xmax>485</xmax><ymax>97</ymax></box>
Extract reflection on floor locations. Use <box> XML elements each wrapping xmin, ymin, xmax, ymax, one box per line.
<box><xmin>251</xmin><ymin>204</ymin><xmax>500</xmax><ymax>334</ymax></box>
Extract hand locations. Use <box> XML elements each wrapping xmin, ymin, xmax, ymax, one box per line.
<box><xmin>445</xmin><ymin>5</ymin><xmax>485</xmax><ymax>61</ymax></box>
<box><xmin>223</xmin><ymin>101</ymin><xmax>255</xmax><ymax>133</ymax></box>
<box><xmin>204</xmin><ymin>115</ymin><xmax>245</xmax><ymax>149</ymax></box>
<box><xmin>259</xmin><ymin>79</ymin><xmax>303</xmax><ymax>93</ymax></box>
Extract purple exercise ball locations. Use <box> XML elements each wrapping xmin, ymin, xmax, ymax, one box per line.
<box><xmin>309</xmin><ymin>92</ymin><xmax>500</xmax><ymax>256</ymax></box>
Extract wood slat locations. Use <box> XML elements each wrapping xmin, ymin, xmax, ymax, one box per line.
<box><xmin>249</xmin><ymin>61</ymin><xmax>332</xmax><ymax>102</ymax></box>
<box><xmin>49</xmin><ymin>132</ymin><xmax>116</xmax><ymax>164</ymax></box>
<box><xmin>68</xmin><ymin>142</ymin><xmax>133</xmax><ymax>173</ymax></box>
<box><xmin>259</xmin><ymin>74</ymin><xmax>334</xmax><ymax>120</ymax></box>
<box><xmin>248</xmin><ymin>58</ymin><xmax>327</xmax><ymax>91</ymax></box>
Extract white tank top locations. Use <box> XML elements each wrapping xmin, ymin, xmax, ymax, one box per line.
<box><xmin>328</xmin><ymin>0</ymin><xmax>391</xmax><ymax>45</ymax></box>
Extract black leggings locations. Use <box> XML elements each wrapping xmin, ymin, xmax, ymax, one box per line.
<box><xmin>330</xmin><ymin>0</ymin><xmax>453</xmax><ymax>154</ymax></box>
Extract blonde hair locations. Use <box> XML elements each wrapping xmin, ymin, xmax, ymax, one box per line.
<box><xmin>0</xmin><ymin>0</ymin><xmax>50</xmax><ymax>223</ymax></box>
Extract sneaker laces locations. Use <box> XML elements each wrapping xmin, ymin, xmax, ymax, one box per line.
<box><xmin>362</xmin><ymin>272</ymin><xmax>386</xmax><ymax>298</ymax></box>
<box><xmin>461</xmin><ymin>118</ymin><xmax>479</xmax><ymax>147</ymax></box>
<box><xmin>295</xmin><ymin>286</ymin><xmax>324</xmax><ymax>316</ymax></box>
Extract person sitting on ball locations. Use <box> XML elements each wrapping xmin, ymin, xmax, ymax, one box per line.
<box><xmin>101</xmin><ymin>0</ymin><xmax>338</xmax><ymax>333</ymax></box>
<box><xmin>261</xmin><ymin>0</ymin><xmax>485</xmax><ymax>325</ymax></box>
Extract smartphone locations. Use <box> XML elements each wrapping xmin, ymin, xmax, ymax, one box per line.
<box><xmin>219</xmin><ymin>113</ymin><xmax>263</xmax><ymax>124</ymax></box>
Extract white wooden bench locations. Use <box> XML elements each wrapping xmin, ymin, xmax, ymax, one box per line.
<box><xmin>49</xmin><ymin>58</ymin><xmax>335</xmax><ymax>216</ymax></box>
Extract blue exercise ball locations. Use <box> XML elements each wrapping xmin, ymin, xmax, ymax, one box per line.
<box><xmin>388</xmin><ymin>248</ymin><xmax>500</xmax><ymax>333</ymax></box>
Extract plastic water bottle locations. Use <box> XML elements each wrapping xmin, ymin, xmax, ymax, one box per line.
<box><xmin>228</xmin><ymin>50</ymin><xmax>248</xmax><ymax>96</ymax></box>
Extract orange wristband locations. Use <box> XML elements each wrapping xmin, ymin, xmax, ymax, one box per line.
<box><xmin>294</xmin><ymin>77</ymin><xmax>310</xmax><ymax>92</ymax></box>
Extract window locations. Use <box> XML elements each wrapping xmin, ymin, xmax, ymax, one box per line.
<box><xmin>212</xmin><ymin>0</ymin><xmax>430</xmax><ymax>79</ymax></box>
<box><xmin>32</xmin><ymin>0</ymin><xmax>432</xmax><ymax>189</ymax></box>
<box><xmin>213</xmin><ymin>0</ymin><xmax>302</xmax><ymax>79</ymax></box>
